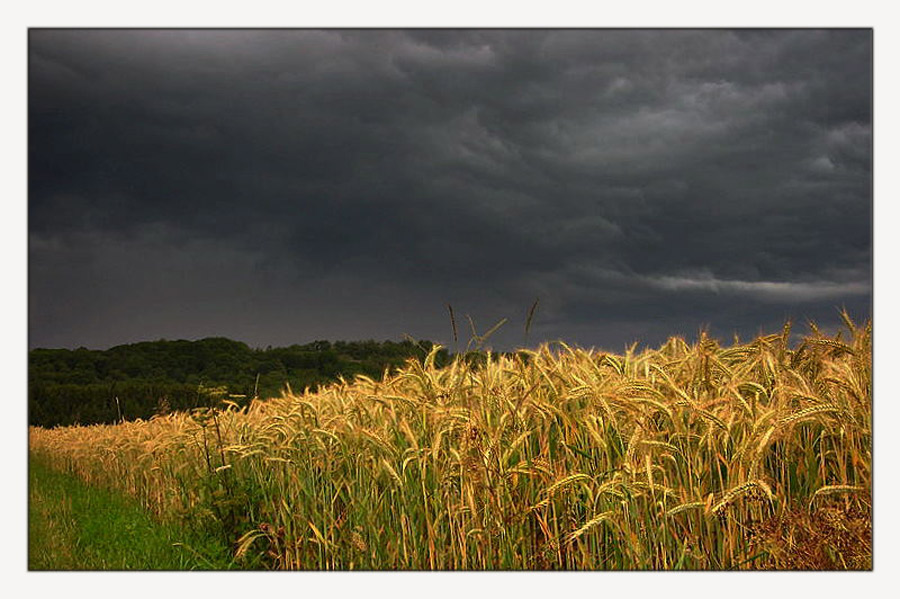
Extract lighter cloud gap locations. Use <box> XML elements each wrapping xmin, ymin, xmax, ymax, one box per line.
<box><xmin>395</xmin><ymin>36</ymin><xmax>496</xmax><ymax>70</ymax></box>
<box><xmin>649</xmin><ymin>275</ymin><xmax>870</xmax><ymax>302</ymax></box>
<box><xmin>826</xmin><ymin>121</ymin><xmax>872</xmax><ymax>145</ymax></box>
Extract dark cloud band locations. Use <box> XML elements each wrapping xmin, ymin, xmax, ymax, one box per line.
<box><xmin>29</xmin><ymin>29</ymin><xmax>872</xmax><ymax>350</ymax></box>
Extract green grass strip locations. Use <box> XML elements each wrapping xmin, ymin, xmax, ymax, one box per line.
<box><xmin>29</xmin><ymin>456</ymin><xmax>237</xmax><ymax>570</ymax></box>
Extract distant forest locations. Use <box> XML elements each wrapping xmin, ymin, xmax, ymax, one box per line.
<box><xmin>29</xmin><ymin>337</ymin><xmax>452</xmax><ymax>427</ymax></box>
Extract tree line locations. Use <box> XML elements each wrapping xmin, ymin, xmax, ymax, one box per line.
<box><xmin>29</xmin><ymin>337</ymin><xmax>451</xmax><ymax>427</ymax></box>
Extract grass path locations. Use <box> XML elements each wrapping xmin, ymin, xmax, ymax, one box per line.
<box><xmin>29</xmin><ymin>456</ymin><xmax>236</xmax><ymax>570</ymax></box>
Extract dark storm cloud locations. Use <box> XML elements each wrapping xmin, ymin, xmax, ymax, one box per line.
<box><xmin>29</xmin><ymin>29</ymin><xmax>872</xmax><ymax>350</ymax></box>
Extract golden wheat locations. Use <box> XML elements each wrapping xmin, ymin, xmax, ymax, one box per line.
<box><xmin>29</xmin><ymin>318</ymin><xmax>871</xmax><ymax>570</ymax></box>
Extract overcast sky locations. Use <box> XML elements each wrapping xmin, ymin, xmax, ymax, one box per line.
<box><xmin>28</xmin><ymin>29</ymin><xmax>872</xmax><ymax>352</ymax></box>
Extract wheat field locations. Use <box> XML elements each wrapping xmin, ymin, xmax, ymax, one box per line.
<box><xmin>28</xmin><ymin>314</ymin><xmax>871</xmax><ymax>570</ymax></box>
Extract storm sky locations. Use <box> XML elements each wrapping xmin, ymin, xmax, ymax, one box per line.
<box><xmin>28</xmin><ymin>29</ymin><xmax>872</xmax><ymax>351</ymax></box>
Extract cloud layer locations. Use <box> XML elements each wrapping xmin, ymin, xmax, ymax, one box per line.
<box><xmin>29</xmin><ymin>29</ymin><xmax>872</xmax><ymax>350</ymax></box>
